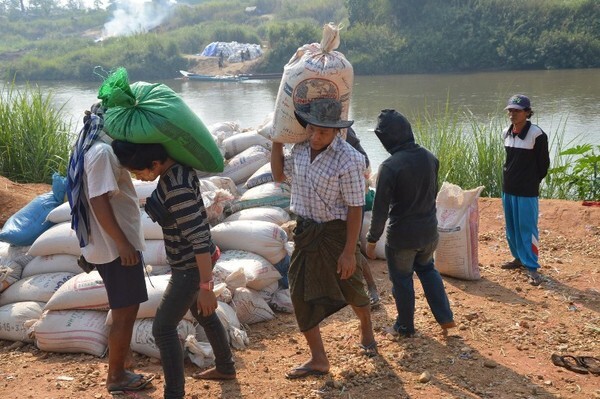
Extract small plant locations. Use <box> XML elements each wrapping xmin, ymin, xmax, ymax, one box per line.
<box><xmin>547</xmin><ymin>144</ymin><xmax>600</xmax><ymax>201</ymax></box>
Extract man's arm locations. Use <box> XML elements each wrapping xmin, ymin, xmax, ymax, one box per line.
<box><xmin>270</xmin><ymin>142</ymin><xmax>286</xmax><ymax>182</ymax></box>
<box><xmin>196</xmin><ymin>252</ymin><xmax>217</xmax><ymax>316</ymax></box>
<box><xmin>89</xmin><ymin>193</ymin><xmax>139</xmax><ymax>265</ymax></box>
<box><xmin>337</xmin><ymin>205</ymin><xmax>363</xmax><ymax>280</ymax></box>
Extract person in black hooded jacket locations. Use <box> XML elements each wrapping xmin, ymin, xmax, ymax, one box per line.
<box><xmin>365</xmin><ymin>109</ymin><xmax>455</xmax><ymax>338</ymax></box>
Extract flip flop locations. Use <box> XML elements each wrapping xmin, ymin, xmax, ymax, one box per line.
<box><xmin>359</xmin><ymin>341</ymin><xmax>378</xmax><ymax>358</ymax></box>
<box><xmin>108</xmin><ymin>371</ymin><xmax>154</xmax><ymax>395</ymax></box>
<box><xmin>550</xmin><ymin>354</ymin><xmax>589</xmax><ymax>374</ymax></box>
<box><xmin>285</xmin><ymin>366</ymin><xmax>328</xmax><ymax>380</ymax></box>
<box><xmin>576</xmin><ymin>356</ymin><xmax>600</xmax><ymax>375</ymax></box>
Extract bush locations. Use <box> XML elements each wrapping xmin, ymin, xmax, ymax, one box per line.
<box><xmin>0</xmin><ymin>83</ymin><xmax>72</xmax><ymax>183</ymax></box>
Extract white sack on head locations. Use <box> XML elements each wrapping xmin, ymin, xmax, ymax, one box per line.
<box><xmin>33</xmin><ymin>309</ymin><xmax>109</xmax><ymax>357</ymax></box>
<box><xmin>271</xmin><ymin>23</ymin><xmax>353</xmax><ymax>143</ymax></box>
<box><xmin>0</xmin><ymin>301</ymin><xmax>45</xmax><ymax>342</ymax></box>
<box><xmin>211</xmin><ymin>220</ymin><xmax>288</xmax><ymax>265</ymax></box>
<box><xmin>27</xmin><ymin>222</ymin><xmax>80</xmax><ymax>257</ymax></box>
<box><xmin>22</xmin><ymin>254</ymin><xmax>81</xmax><ymax>278</ymax></box>
<box><xmin>224</xmin><ymin>206</ymin><xmax>290</xmax><ymax>226</ymax></box>
<box><xmin>435</xmin><ymin>182</ymin><xmax>485</xmax><ymax>281</ymax></box>
<box><xmin>0</xmin><ymin>272</ymin><xmax>75</xmax><ymax>306</ymax></box>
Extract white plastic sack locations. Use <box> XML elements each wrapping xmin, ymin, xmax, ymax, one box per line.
<box><xmin>224</xmin><ymin>206</ymin><xmax>290</xmax><ymax>226</ymax></box>
<box><xmin>143</xmin><ymin>239</ymin><xmax>168</xmax><ymax>266</ymax></box>
<box><xmin>133</xmin><ymin>179</ymin><xmax>158</xmax><ymax>206</ymax></box>
<box><xmin>0</xmin><ymin>301</ymin><xmax>44</xmax><ymax>342</ymax></box>
<box><xmin>44</xmin><ymin>270</ymin><xmax>109</xmax><ymax>311</ymax></box>
<box><xmin>33</xmin><ymin>309</ymin><xmax>109</xmax><ymax>357</ymax></box>
<box><xmin>185</xmin><ymin>335</ymin><xmax>215</xmax><ymax>368</ymax></box>
<box><xmin>270</xmin><ymin>23</ymin><xmax>353</xmax><ymax>143</ymax></box>
<box><xmin>211</xmin><ymin>220</ymin><xmax>288</xmax><ymax>265</ymax></box>
<box><xmin>141</xmin><ymin>211</ymin><xmax>163</xmax><ymax>240</ymax></box>
<box><xmin>244</xmin><ymin>162</ymin><xmax>273</xmax><ymax>189</ymax></box>
<box><xmin>231</xmin><ymin>287</ymin><xmax>275</xmax><ymax>325</ymax></box>
<box><xmin>269</xmin><ymin>288</ymin><xmax>294</xmax><ymax>313</ymax></box>
<box><xmin>0</xmin><ymin>271</ymin><xmax>75</xmax><ymax>306</ymax></box>
<box><xmin>131</xmin><ymin>318</ymin><xmax>196</xmax><ymax>359</ymax></box>
<box><xmin>218</xmin><ymin>145</ymin><xmax>270</xmax><ymax>185</ymax></box>
<box><xmin>435</xmin><ymin>182</ymin><xmax>485</xmax><ymax>280</ymax></box>
<box><xmin>360</xmin><ymin>211</ymin><xmax>387</xmax><ymax>259</ymax></box>
<box><xmin>46</xmin><ymin>201</ymin><xmax>71</xmax><ymax>223</ymax></box>
<box><xmin>222</xmin><ymin>130</ymin><xmax>272</xmax><ymax>159</ymax></box>
<box><xmin>27</xmin><ymin>222</ymin><xmax>80</xmax><ymax>257</ymax></box>
<box><xmin>225</xmin><ymin>182</ymin><xmax>291</xmax><ymax>215</ymax></box>
<box><xmin>21</xmin><ymin>254</ymin><xmax>81</xmax><ymax>278</ymax></box>
<box><xmin>214</xmin><ymin>250</ymin><xmax>282</xmax><ymax>291</ymax></box>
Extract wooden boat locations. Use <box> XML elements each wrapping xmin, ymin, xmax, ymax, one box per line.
<box><xmin>237</xmin><ymin>72</ymin><xmax>282</xmax><ymax>80</ymax></box>
<box><xmin>179</xmin><ymin>70</ymin><xmax>247</xmax><ymax>82</ymax></box>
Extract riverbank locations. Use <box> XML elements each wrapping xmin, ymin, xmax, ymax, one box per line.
<box><xmin>1</xmin><ymin>174</ymin><xmax>599</xmax><ymax>398</ymax></box>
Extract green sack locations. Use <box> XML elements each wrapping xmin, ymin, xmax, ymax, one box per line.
<box><xmin>98</xmin><ymin>67</ymin><xmax>224</xmax><ymax>172</ymax></box>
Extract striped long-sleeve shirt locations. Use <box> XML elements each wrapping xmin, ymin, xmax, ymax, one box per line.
<box><xmin>155</xmin><ymin>163</ymin><xmax>215</xmax><ymax>270</ymax></box>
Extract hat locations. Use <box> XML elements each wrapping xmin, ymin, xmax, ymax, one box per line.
<box><xmin>504</xmin><ymin>94</ymin><xmax>531</xmax><ymax>110</ymax></box>
<box><xmin>294</xmin><ymin>98</ymin><xmax>354</xmax><ymax>129</ymax></box>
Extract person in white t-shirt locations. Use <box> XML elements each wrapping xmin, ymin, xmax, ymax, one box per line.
<box><xmin>67</xmin><ymin>103</ymin><xmax>152</xmax><ymax>395</ymax></box>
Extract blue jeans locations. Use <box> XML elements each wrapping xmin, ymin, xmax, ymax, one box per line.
<box><xmin>385</xmin><ymin>239</ymin><xmax>454</xmax><ymax>335</ymax></box>
<box><xmin>153</xmin><ymin>268</ymin><xmax>234</xmax><ymax>399</ymax></box>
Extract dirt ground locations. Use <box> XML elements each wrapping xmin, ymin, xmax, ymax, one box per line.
<box><xmin>1</xmin><ymin>176</ymin><xmax>599</xmax><ymax>399</ymax></box>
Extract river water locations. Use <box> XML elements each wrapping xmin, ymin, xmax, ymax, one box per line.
<box><xmin>9</xmin><ymin>68</ymin><xmax>600</xmax><ymax>170</ymax></box>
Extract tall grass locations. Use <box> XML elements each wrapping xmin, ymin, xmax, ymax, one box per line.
<box><xmin>410</xmin><ymin>101</ymin><xmax>572</xmax><ymax>199</ymax></box>
<box><xmin>0</xmin><ymin>82</ymin><xmax>73</xmax><ymax>183</ymax></box>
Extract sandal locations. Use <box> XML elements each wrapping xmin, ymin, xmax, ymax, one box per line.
<box><xmin>501</xmin><ymin>258</ymin><xmax>523</xmax><ymax>269</ymax></box>
<box><xmin>551</xmin><ymin>354</ymin><xmax>589</xmax><ymax>374</ymax></box>
<box><xmin>359</xmin><ymin>341</ymin><xmax>378</xmax><ymax>358</ymax></box>
<box><xmin>576</xmin><ymin>356</ymin><xmax>600</xmax><ymax>375</ymax></box>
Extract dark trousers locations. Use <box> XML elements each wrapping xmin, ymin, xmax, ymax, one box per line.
<box><xmin>153</xmin><ymin>268</ymin><xmax>234</xmax><ymax>399</ymax></box>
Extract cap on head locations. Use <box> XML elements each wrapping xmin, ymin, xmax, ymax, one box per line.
<box><xmin>294</xmin><ymin>98</ymin><xmax>353</xmax><ymax>129</ymax></box>
<box><xmin>505</xmin><ymin>94</ymin><xmax>531</xmax><ymax>110</ymax></box>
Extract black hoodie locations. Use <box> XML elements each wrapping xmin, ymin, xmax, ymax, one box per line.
<box><xmin>366</xmin><ymin>110</ymin><xmax>439</xmax><ymax>249</ymax></box>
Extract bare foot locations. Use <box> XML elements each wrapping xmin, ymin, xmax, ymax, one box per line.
<box><xmin>192</xmin><ymin>367</ymin><xmax>236</xmax><ymax>380</ymax></box>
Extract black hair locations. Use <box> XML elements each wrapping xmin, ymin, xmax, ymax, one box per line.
<box><xmin>111</xmin><ymin>140</ymin><xmax>169</xmax><ymax>170</ymax></box>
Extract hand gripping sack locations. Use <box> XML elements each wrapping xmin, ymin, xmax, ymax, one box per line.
<box><xmin>270</xmin><ymin>23</ymin><xmax>353</xmax><ymax>143</ymax></box>
<box><xmin>98</xmin><ymin>67</ymin><xmax>224</xmax><ymax>172</ymax></box>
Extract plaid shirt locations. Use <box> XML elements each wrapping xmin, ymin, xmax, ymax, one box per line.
<box><xmin>289</xmin><ymin>135</ymin><xmax>365</xmax><ymax>223</ymax></box>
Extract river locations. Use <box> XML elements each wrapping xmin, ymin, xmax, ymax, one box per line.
<box><xmin>9</xmin><ymin>68</ymin><xmax>600</xmax><ymax>170</ymax></box>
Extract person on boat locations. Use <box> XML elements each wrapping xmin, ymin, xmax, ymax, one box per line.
<box><xmin>271</xmin><ymin>98</ymin><xmax>377</xmax><ymax>380</ymax></box>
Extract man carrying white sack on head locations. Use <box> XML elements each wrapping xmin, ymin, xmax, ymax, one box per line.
<box><xmin>271</xmin><ymin>98</ymin><xmax>377</xmax><ymax>380</ymax></box>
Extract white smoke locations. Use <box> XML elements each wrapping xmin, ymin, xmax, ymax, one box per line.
<box><xmin>102</xmin><ymin>0</ymin><xmax>176</xmax><ymax>38</ymax></box>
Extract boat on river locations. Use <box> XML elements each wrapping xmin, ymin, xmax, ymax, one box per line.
<box><xmin>179</xmin><ymin>70</ymin><xmax>247</xmax><ymax>82</ymax></box>
<box><xmin>179</xmin><ymin>70</ymin><xmax>282</xmax><ymax>82</ymax></box>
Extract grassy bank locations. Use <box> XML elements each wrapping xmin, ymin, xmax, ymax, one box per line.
<box><xmin>0</xmin><ymin>86</ymin><xmax>596</xmax><ymax>200</ymax></box>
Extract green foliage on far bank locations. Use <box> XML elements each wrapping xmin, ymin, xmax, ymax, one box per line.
<box><xmin>1</xmin><ymin>0</ymin><xmax>599</xmax><ymax>81</ymax></box>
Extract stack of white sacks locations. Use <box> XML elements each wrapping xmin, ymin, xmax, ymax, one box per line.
<box><xmin>0</xmin><ymin>119</ymin><xmax>296</xmax><ymax>369</ymax></box>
